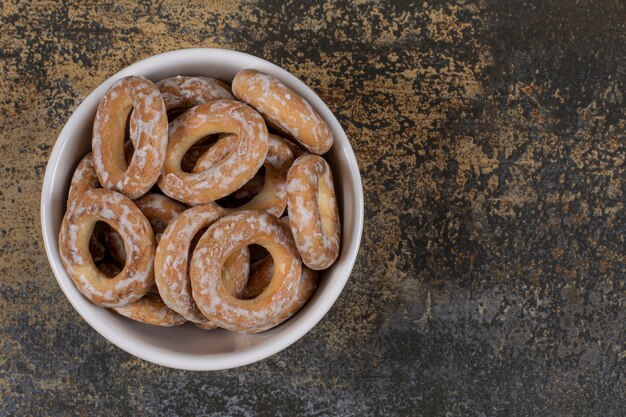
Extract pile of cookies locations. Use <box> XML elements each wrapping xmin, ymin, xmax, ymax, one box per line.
<box><xmin>58</xmin><ymin>70</ymin><xmax>341</xmax><ymax>333</ymax></box>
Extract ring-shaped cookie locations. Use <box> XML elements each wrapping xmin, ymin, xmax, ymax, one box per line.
<box><xmin>193</xmin><ymin>134</ymin><xmax>293</xmax><ymax>216</ymax></box>
<box><xmin>190</xmin><ymin>210</ymin><xmax>301</xmax><ymax>333</ymax></box>
<box><xmin>157</xmin><ymin>100</ymin><xmax>268</xmax><ymax>205</ymax></box>
<box><xmin>92</xmin><ymin>76</ymin><xmax>168</xmax><ymax>199</ymax></box>
<box><xmin>154</xmin><ymin>204</ymin><xmax>249</xmax><ymax>323</ymax></box>
<box><xmin>59</xmin><ymin>189</ymin><xmax>156</xmax><ymax>307</ymax></box>
<box><xmin>156</xmin><ymin>76</ymin><xmax>234</xmax><ymax>111</ymax></box>
<box><xmin>286</xmin><ymin>155</ymin><xmax>341</xmax><ymax>270</ymax></box>
<box><xmin>232</xmin><ymin>69</ymin><xmax>333</xmax><ymax>155</ymax></box>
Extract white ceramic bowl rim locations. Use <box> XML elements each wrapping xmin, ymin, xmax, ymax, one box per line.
<box><xmin>41</xmin><ymin>48</ymin><xmax>364</xmax><ymax>370</ymax></box>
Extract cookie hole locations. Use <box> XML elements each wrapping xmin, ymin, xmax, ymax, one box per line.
<box><xmin>89</xmin><ymin>222</ymin><xmax>107</xmax><ymax>264</ymax></box>
<box><xmin>217</xmin><ymin>167</ymin><xmax>266</xmax><ymax>208</ymax></box>
<box><xmin>240</xmin><ymin>255</ymin><xmax>273</xmax><ymax>300</ymax></box>
<box><xmin>166</xmin><ymin>108</ymin><xmax>187</xmax><ymax>122</ymax></box>
<box><xmin>124</xmin><ymin>141</ymin><xmax>134</xmax><ymax>166</ymax></box>
<box><xmin>190</xmin><ymin>227</ymin><xmax>207</xmax><ymax>252</ymax></box>
<box><xmin>267</xmin><ymin>123</ymin><xmax>291</xmax><ymax>139</ymax></box>
<box><xmin>180</xmin><ymin>134</ymin><xmax>221</xmax><ymax>173</ymax></box>
<box><xmin>123</xmin><ymin>110</ymin><xmax>135</xmax><ymax>167</ymax></box>
<box><xmin>195</xmin><ymin>133</ymin><xmax>220</xmax><ymax>147</ymax></box>
<box><xmin>124</xmin><ymin>109</ymin><xmax>133</xmax><ymax>143</ymax></box>
<box><xmin>248</xmin><ymin>244</ymin><xmax>269</xmax><ymax>264</ymax></box>
<box><xmin>90</xmin><ymin>221</ymin><xmax>127</xmax><ymax>277</ymax></box>
<box><xmin>96</xmin><ymin>262</ymin><xmax>122</xmax><ymax>278</ymax></box>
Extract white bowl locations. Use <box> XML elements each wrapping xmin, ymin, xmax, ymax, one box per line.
<box><xmin>40</xmin><ymin>48</ymin><xmax>364</xmax><ymax>370</ymax></box>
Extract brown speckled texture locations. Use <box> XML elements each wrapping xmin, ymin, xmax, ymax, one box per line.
<box><xmin>1</xmin><ymin>1</ymin><xmax>625</xmax><ymax>416</ymax></box>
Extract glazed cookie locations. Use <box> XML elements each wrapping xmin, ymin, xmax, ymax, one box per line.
<box><xmin>59</xmin><ymin>189</ymin><xmax>156</xmax><ymax>307</ymax></box>
<box><xmin>92</xmin><ymin>76</ymin><xmax>168</xmax><ymax>199</ymax></box>
<box><xmin>286</xmin><ymin>155</ymin><xmax>341</xmax><ymax>269</ymax></box>
<box><xmin>232</xmin><ymin>69</ymin><xmax>333</xmax><ymax>154</ymax></box>
<box><xmin>156</xmin><ymin>76</ymin><xmax>234</xmax><ymax>111</ymax></box>
<box><xmin>190</xmin><ymin>210</ymin><xmax>302</xmax><ymax>333</ymax></box>
<box><xmin>158</xmin><ymin>100</ymin><xmax>269</xmax><ymax>205</ymax></box>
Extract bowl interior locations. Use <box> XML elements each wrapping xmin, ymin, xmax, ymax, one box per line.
<box><xmin>41</xmin><ymin>49</ymin><xmax>363</xmax><ymax>370</ymax></box>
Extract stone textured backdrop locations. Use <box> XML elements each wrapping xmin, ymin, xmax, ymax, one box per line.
<box><xmin>1</xmin><ymin>1</ymin><xmax>624</xmax><ymax>416</ymax></box>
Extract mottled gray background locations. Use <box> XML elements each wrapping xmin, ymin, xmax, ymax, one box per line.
<box><xmin>1</xmin><ymin>1</ymin><xmax>625</xmax><ymax>416</ymax></box>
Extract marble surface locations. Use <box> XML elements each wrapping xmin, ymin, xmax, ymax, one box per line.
<box><xmin>1</xmin><ymin>1</ymin><xmax>625</xmax><ymax>415</ymax></box>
